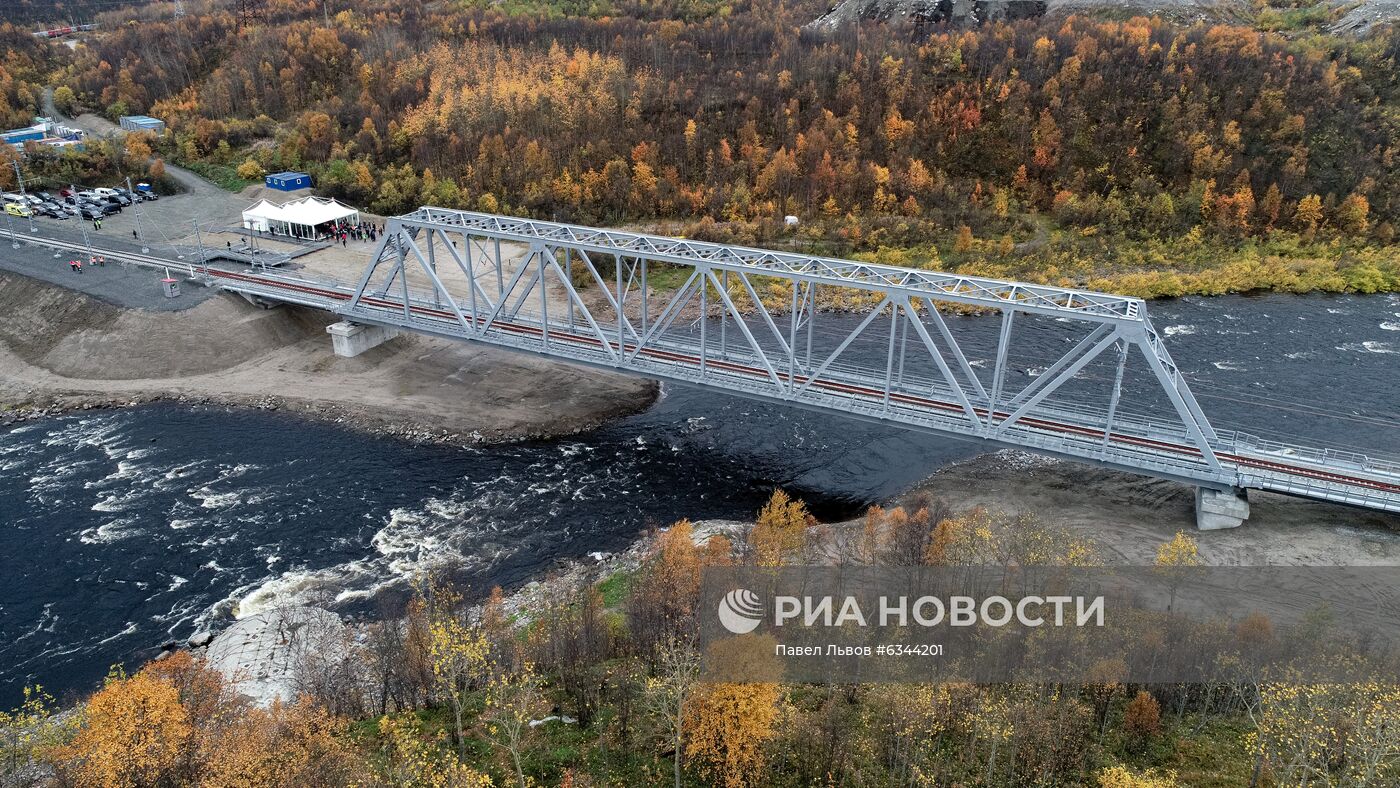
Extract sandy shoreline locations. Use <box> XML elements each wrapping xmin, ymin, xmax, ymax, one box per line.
<box><xmin>0</xmin><ymin>271</ymin><xmax>659</xmax><ymax>445</ymax></box>
<box><xmin>902</xmin><ymin>450</ymin><xmax>1400</xmax><ymax>564</ymax></box>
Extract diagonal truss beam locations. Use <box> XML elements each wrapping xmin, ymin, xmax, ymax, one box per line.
<box><xmin>323</xmin><ymin>210</ymin><xmax>1253</xmax><ymax>492</ymax></box>
<box><xmin>400</xmin><ymin>208</ymin><xmax>1146</xmax><ymax>322</ymax></box>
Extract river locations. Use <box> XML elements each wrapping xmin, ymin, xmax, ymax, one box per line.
<box><xmin>2</xmin><ymin>292</ymin><xmax>1397</xmax><ymax>704</ymax></box>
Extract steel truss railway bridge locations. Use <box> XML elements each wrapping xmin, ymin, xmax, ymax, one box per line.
<box><xmin>8</xmin><ymin>208</ymin><xmax>1399</xmax><ymax>527</ymax></box>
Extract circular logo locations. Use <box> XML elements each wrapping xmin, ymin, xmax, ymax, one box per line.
<box><xmin>717</xmin><ymin>588</ymin><xmax>764</xmax><ymax>634</ymax></box>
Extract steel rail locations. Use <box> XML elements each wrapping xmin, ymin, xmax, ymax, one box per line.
<box><xmin>205</xmin><ymin>266</ymin><xmax>1400</xmax><ymax>512</ymax></box>
<box><xmin>6</xmin><ymin>224</ymin><xmax>1397</xmax><ymax>514</ymax></box>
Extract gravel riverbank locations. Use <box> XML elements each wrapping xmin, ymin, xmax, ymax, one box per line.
<box><xmin>0</xmin><ymin>269</ymin><xmax>658</xmax><ymax>444</ymax></box>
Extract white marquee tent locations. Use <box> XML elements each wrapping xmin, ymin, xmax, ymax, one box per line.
<box><xmin>241</xmin><ymin>196</ymin><xmax>360</xmax><ymax>239</ymax></box>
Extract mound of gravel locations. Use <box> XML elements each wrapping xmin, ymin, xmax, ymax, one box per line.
<box><xmin>0</xmin><ymin>272</ymin><xmax>329</xmax><ymax>379</ymax></box>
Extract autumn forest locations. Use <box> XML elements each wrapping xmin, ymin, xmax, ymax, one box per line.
<box><xmin>8</xmin><ymin>493</ymin><xmax>1399</xmax><ymax>787</ymax></box>
<box><xmin>2</xmin><ymin>2</ymin><xmax>1400</xmax><ymax>784</ymax></box>
<box><xmin>5</xmin><ymin>0</ymin><xmax>1399</xmax><ymax>296</ymax></box>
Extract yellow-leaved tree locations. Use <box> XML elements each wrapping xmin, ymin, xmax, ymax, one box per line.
<box><xmin>1</xmin><ymin>685</ymin><xmax>66</xmax><ymax>786</ymax></box>
<box><xmin>749</xmin><ymin>490</ymin><xmax>812</xmax><ymax>567</ymax></box>
<box><xmin>1097</xmin><ymin>765</ymin><xmax>1179</xmax><ymax>787</ymax></box>
<box><xmin>424</xmin><ymin>580</ymin><xmax>489</xmax><ymax>757</ymax></box>
<box><xmin>236</xmin><ymin>158</ymin><xmax>266</xmax><ymax>181</ymax></box>
<box><xmin>685</xmin><ymin>682</ymin><xmax>780</xmax><ymax>788</ymax></box>
<box><xmin>482</xmin><ymin>660</ymin><xmax>547</xmax><ymax>788</ymax></box>
<box><xmin>375</xmin><ymin>713</ymin><xmax>493</xmax><ymax>788</ymax></box>
<box><xmin>1154</xmin><ymin>530</ymin><xmax>1202</xmax><ymax>612</ymax></box>
<box><xmin>1247</xmin><ymin>681</ymin><xmax>1400</xmax><ymax>787</ymax></box>
<box><xmin>684</xmin><ymin>637</ymin><xmax>782</xmax><ymax>788</ymax></box>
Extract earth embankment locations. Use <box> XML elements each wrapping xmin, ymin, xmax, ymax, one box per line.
<box><xmin>0</xmin><ymin>271</ymin><xmax>658</xmax><ymax>442</ymax></box>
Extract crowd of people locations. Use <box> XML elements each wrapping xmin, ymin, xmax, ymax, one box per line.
<box><xmin>326</xmin><ymin>220</ymin><xmax>379</xmax><ymax>247</ymax></box>
<box><xmin>256</xmin><ymin>219</ymin><xmax>382</xmax><ymax>246</ymax></box>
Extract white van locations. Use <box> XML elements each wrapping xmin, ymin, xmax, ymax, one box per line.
<box><xmin>1</xmin><ymin>193</ymin><xmax>24</xmax><ymax>205</ymax></box>
<box><xmin>90</xmin><ymin>187</ymin><xmax>120</xmax><ymax>197</ymax></box>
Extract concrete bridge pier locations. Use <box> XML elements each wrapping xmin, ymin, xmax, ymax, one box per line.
<box><xmin>327</xmin><ymin>321</ymin><xmax>399</xmax><ymax>357</ymax></box>
<box><xmin>1195</xmin><ymin>487</ymin><xmax>1249</xmax><ymax>530</ymax></box>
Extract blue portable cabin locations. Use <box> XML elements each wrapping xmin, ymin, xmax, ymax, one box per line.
<box><xmin>265</xmin><ymin>171</ymin><xmax>311</xmax><ymax>192</ymax></box>
<box><xmin>118</xmin><ymin>115</ymin><xmax>166</xmax><ymax>135</ymax></box>
<box><xmin>1</xmin><ymin>125</ymin><xmax>45</xmax><ymax>145</ymax></box>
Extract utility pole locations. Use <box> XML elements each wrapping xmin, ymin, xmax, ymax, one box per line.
<box><xmin>5</xmin><ymin>206</ymin><xmax>17</xmax><ymax>249</ymax></box>
<box><xmin>80</xmin><ymin>223</ymin><xmax>94</xmax><ymax>266</ymax></box>
<box><xmin>192</xmin><ymin>219</ymin><xmax>209</xmax><ymax>278</ymax></box>
<box><xmin>14</xmin><ymin>160</ymin><xmax>37</xmax><ymax>234</ymax></box>
<box><xmin>127</xmin><ymin>175</ymin><xmax>148</xmax><ymax>252</ymax></box>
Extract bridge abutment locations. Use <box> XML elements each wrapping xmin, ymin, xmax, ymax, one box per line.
<box><xmin>327</xmin><ymin>321</ymin><xmax>399</xmax><ymax>357</ymax></box>
<box><xmin>1195</xmin><ymin>487</ymin><xmax>1249</xmax><ymax>530</ymax></box>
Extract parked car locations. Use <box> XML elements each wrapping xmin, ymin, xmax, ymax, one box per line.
<box><xmin>4</xmin><ymin>202</ymin><xmax>32</xmax><ymax>218</ymax></box>
<box><xmin>72</xmin><ymin>195</ymin><xmax>118</xmax><ymax>215</ymax></box>
<box><xmin>36</xmin><ymin>191</ymin><xmax>56</xmax><ymax>202</ymax></box>
<box><xmin>92</xmin><ymin>187</ymin><xmax>132</xmax><ymax>206</ymax></box>
<box><xmin>1</xmin><ymin>193</ymin><xmax>23</xmax><ymax>205</ymax></box>
<box><xmin>38</xmin><ymin>202</ymin><xmax>70</xmax><ymax>219</ymax></box>
<box><xmin>135</xmin><ymin>182</ymin><xmax>159</xmax><ymax>201</ymax></box>
<box><xmin>79</xmin><ymin>192</ymin><xmax>122</xmax><ymax>213</ymax></box>
<box><xmin>76</xmin><ymin>204</ymin><xmax>104</xmax><ymax>220</ymax></box>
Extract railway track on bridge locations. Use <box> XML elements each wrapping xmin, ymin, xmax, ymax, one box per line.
<box><xmin>204</xmin><ymin>268</ymin><xmax>1400</xmax><ymax>508</ymax></box>
<box><xmin>6</xmin><ymin>218</ymin><xmax>1398</xmax><ymax>524</ymax></box>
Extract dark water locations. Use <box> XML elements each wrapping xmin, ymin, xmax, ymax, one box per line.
<box><xmin>2</xmin><ymin>292</ymin><xmax>1397</xmax><ymax>704</ymax></box>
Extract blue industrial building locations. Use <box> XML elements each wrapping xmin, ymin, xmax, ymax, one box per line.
<box><xmin>119</xmin><ymin>115</ymin><xmax>166</xmax><ymax>134</ymax></box>
<box><xmin>3</xmin><ymin>118</ymin><xmax>86</xmax><ymax>152</ymax></box>
<box><xmin>265</xmin><ymin>171</ymin><xmax>312</xmax><ymax>191</ymax></box>
<box><xmin>1</xmin><ymin>127</ymin><xmax>44</xmax><ymax>145</ymax></box>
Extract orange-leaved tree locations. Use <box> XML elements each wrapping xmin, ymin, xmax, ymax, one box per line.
<box><xmin>52</xmin><ymin>667</ymin><xmax>194</xmax><ymax>788</ymax></box>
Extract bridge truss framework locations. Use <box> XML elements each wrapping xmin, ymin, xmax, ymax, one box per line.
<box><xmin>15</xmin><ymin>206</ymin><xmax>1384</xmax><ymax>519</ymax></box>
<box><xmin>255</xmin><ymin>207</ymin><xmax>1396</xmax><ymax>517</ymax></box>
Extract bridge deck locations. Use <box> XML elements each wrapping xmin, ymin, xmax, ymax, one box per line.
<box><xmin>6</xmin><ymin>218</ymin><xmax>1398</xmax><ymax>515</ymax></box>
